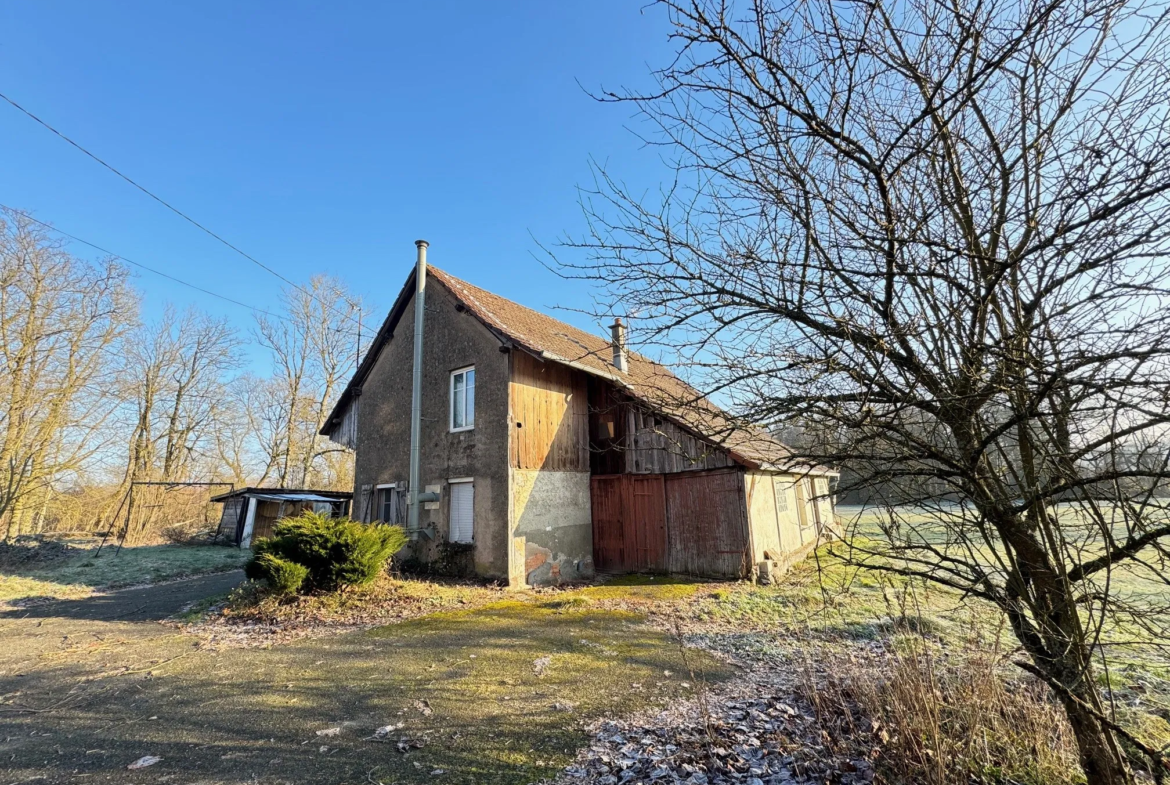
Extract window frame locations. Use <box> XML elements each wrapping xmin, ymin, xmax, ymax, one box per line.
<box><xmin>447</xmin><ymin>478</ymin><xmax>475</xmax><ymax>544</ymax></box>
<box><xmin>375</xmin><ymin>482</ymin><xmax>400</xmax><ymax>524</ymax></box>
<box><xmin>449</xmin><ymin>366</ymin><xmax>476</xmax><ymax>432</ymax></box>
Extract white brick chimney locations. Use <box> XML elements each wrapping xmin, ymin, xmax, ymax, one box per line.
<box><xmin>610</xmin><ymin>317</ymin><xmax>628</xmax><ymax>373</ymax></box>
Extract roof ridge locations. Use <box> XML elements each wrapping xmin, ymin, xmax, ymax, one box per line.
<box><xmin>429</xmin><ymin>266</ymin><xmax>610</xmax><ymax>350</ymax></box>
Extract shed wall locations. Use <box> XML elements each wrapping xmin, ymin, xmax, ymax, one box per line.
<box><xmin>743</xmin><ymin>472</ymin><xmax>835</xmax><ymax>575</ymax></box>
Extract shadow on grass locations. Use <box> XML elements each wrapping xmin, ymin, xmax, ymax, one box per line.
<box><xmin>0</xmin><ymin>570</ymin><xmax>245</xmax><ymax>622</ymax></box>
<box><xmin>0</xmin><ymin>602</ymin><xmax>730</xmax><ymax>785</ymax></box>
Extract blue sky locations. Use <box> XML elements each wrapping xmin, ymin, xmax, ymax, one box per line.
<box><xmin>0</xmin><ymin>1</ymin><xmax>675</xmax><ymax>369</ymax></box>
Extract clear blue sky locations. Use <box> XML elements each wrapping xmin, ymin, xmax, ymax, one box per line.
<box><xmin>0</xmin><ymin>1</ymin><xmax>675</xmax><ymax>368</ymax></box>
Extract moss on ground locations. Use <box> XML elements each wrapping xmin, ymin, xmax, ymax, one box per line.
<box><xmin>574</xmin><ymin>573</ymin><xmax>704</xmax><ymax>602</ymax></box>
<box><xmin>1</xmin><ymin>594</ymin><xmax>728</xmax><ymax>785</ymax></box>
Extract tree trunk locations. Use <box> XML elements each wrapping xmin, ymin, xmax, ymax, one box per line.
<box><xmin>1060</xmin><ymin>691</ymin><xmax>1131</xmax><ymax>785</ymax></box>
<box><xmin>1008</xmin><ymin>595</ymin><xmax>1132</xmax><ymax>785</ymax></box>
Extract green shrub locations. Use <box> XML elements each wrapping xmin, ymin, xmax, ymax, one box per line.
<box><xmin>248</xmin><ymin>511</ymin><xmax>407</xmax><ymax>593</ymax></box>
<box><xmin>245</xmin><ymin>552</ymin><xmax>309</xmax><ymax>597</ymax></box>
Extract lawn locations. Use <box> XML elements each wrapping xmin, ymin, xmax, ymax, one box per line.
<box><xmin>0</xmin><ymin>539</ymin><xmax>249</xmax><ymax>603</ymax></box>
<box><xmin>0</xmin><ymin>582</ymin><xmax>729</xmax><ymax>784</ymax></box>
<box><xmin>3</xmin><ymin>506</ymin><xmax>1167</xmax><ymax>785</ymax></box>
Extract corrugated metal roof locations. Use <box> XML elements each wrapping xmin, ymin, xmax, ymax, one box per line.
<box><xmin>209</xmin><ymin>487</ymin><xmax>352</xmax><ymax>503</ymax></box>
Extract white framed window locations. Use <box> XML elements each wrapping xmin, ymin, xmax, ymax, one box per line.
<box><xmin>450</xmin><ymin>366</ymin><xmax>475</xmax><ymax>432</ymax></box>
<box><xmin>376</xmin><ymin>483</ymin><xmax>402</xmax><ymax>524</ymax></box>
<box><xmin>448</xmin><ymin>479</ymin><xmax>474</xmax><ymax>543</ymax></box>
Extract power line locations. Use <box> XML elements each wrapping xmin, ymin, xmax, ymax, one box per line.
<box><xmin>3</xmin><ymin>206</ymin><xmax>291</xmax><ymax>323</ymax></box>
<box><xmin>0</xmin><ymin>89</ymin><xmax>363</xmax><ymax>328</ymax></box>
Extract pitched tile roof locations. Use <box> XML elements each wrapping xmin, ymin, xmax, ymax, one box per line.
<box><xmin>324</xmin><ymin>265</ymin><xmax>795</xmax><ymax>470</ymax></box>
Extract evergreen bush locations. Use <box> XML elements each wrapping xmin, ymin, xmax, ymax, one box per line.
<box><xmin>245</xmin><ymin>552</ymin><xmax>309</xmax><ymax>596</ymax></box>
<box><xmin>247</xmin><ymin>511</ymin><xmax>407</xmax><ymax>593</ymax></box>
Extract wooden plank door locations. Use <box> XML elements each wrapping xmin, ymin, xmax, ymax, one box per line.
<box><xmin>590</xmin><ymin>474</ymin><xmax>668</xmax><ymax>573</ymax></box>
<box><xmin>665</xmin><ymin>469</ymin><xmax>750</xmax><ymax>578</ymax></box>
<box><xmin>628</xmin><ymin>474</ymin><xmax>667</xmax><ymax>571</ymax></box>
<box><xmin>590</xmin><ymin>475</ymin><xmax>626</xmax><ymax>572</ymax></box>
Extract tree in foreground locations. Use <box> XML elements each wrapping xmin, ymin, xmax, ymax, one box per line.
<box><xmin>563</xmin><ymin>1</ymin><xmax>1170</xmax><ymax>781</ymax></box>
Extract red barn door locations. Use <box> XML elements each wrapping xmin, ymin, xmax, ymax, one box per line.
<box><xmin>590</xmin><ymin>474</ymin><xmax>667</xmax><ymax>573</ymax></box>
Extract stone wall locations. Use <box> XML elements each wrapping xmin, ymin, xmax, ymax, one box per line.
<box><xmin>352</xmin><ymin>280</ymin><xmax>512</xmax><ymax>581</ymax></box>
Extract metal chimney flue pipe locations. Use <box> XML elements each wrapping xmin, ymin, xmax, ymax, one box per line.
<box><xmin>407</xmin><ymin>240</ymin><xmax>429</xmax><ymax>538</ymax></box>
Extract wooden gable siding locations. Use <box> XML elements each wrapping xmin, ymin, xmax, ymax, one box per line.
<box><xmin>624</xmin><ymin>406</ymin><xmax>736</xmax><ymax>474</ymax></box>
<box><xmin>509</xmin><ymin>351</ymin><xmax>589</xmax><ymax>471</ymax></box>
<box><xmin>327</xmin><ymin>397</ymin><xmax>359</xmax><ymax>449</ymax></box>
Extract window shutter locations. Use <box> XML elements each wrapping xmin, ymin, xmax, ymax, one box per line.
<box><xmin>359</xmin><ymin>484</ymin><xmax>372</xmax><ymax>522</ymax></box>
<box><xmin>449</xmin><ymin>482</ymin><xmax>474</xmax><ymax>543</ymax></box>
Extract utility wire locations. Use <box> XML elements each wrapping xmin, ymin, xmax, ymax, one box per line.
<box><xmin>3</xmin><ymin>206</ymin><xmax>292</xmax><ymax>324</ymax></box>
<box><xmin>0</xmin><ymin>89</ymin><xmax>363</xmax><ymax>328</ymax></box>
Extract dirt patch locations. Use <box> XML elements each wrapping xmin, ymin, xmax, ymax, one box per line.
<box><xmin>183</xmin><ymin>573</ymin><xmax>514</xmax><ymax>647</ymax></box>
<box><xmin>182</xmin><ymin>573</ymin><xmax>714</xmax><ymax>650</ymax></box>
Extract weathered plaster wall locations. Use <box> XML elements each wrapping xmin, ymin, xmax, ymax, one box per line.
<box><xmin>743</xmin><ymin>472</ymin><xmax>821</xmax><ymax>581</ymax></box>
<box><xmin>352</xmin><ymin>281</ymin><xmax>511</xmax><ymax>580</ymax></box>
<box><xmin>510</xmin><ymin>468</ymin><xmax>593</xmax><ymax>585</ymax></box>
<box><xmin>745</xmin><ymin>472</ymin><xmax>783</xmax><ymax>562</ymax></box>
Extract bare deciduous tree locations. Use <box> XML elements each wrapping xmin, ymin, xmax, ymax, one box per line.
<box><xmin>0</xmin><ymin>208</ymin><xmax>132</xmax><ymax>538</ymax></box>
<box><xmin>255</xmin><ymin>276</ymin><xmax>361</xmax><ymax>488</ymax></box>
<box><xmin>118</xmin><ymin>306</ymin><xmax>241</xmax><ymax>538</ymax></box>
<box><xmin>563</xmin><ymin>1</ymin><xmax>1170</xmax><ymax>781</ymax></box>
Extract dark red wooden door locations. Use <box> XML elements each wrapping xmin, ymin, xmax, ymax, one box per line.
<box><xmin>628</xmin><ymin>474</ymin><xmax>667</xmax><ymax>571</ymax></box>
<box><xmin>590</xmin><ymin>474</ymin><xmax>668</xmax><ymax>573</ymax></box>
<box><xmin>591</xmin><ymin>475</ymin><xmax>626</xmax><ymax>571</ymax></box>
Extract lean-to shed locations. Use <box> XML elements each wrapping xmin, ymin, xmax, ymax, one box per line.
<box><xmin>211</xmin><ymin>488</ymin><xmax>352</xmax><ymax>548</ymax></box>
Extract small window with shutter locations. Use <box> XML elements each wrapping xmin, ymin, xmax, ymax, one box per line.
<box><xmin>448</xmin><ymin>479</ymin><xmax>474</xmax><ymax>543</ymax></box>
<box><xmin>376</xmin><ymin>485</ymin><xmax>403</xmax><ymax>524</ymax></box>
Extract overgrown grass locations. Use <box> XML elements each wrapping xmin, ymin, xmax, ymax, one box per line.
<box><xmin>0</xmin><ymin>539</ymin><xmax>249</xmax><ymax>603</ymax></box>
<box><xmin>690</xmin><ymin>540</ymin><xmax>1170</xmax><ymax>782</ymax></box>
<box><xmin>805</xmin><ymin>624</ymin><xmax>1083</xmax><ymax>785</ymax></box>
